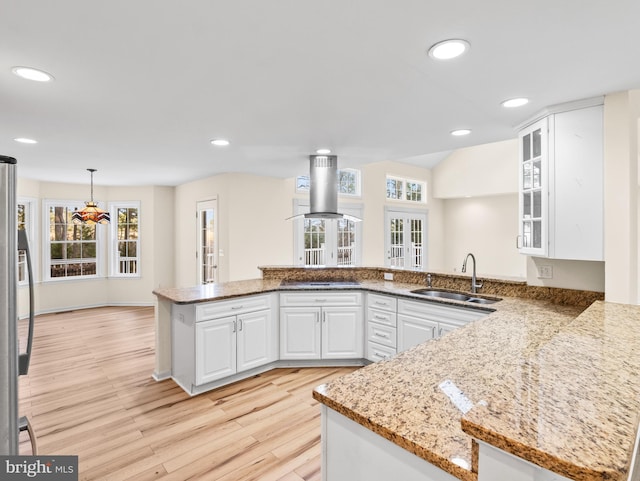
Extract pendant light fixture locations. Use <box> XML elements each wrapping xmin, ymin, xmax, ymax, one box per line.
<box><xmin>72</xmin><ymin>169</ymin><xmax>110</xmax><ymax>224</ymax></box>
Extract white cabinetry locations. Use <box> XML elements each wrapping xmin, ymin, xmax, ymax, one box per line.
<box><xmin>397</xmin><ymin>299</ymin><xmax>486</xmax><ymax>352</ymax></box>
<box><xmin>172</xmin><ymin>293</ymin><xmax>277</xmax><ymax>394</ymax></box>
<box><xmin>517</xmin><ymin>98</ymin><xmax>604</xmax><ymax>260</ymax></box>
<box><xmin>280</xmin><ymin>292</ymin><xmax>363</xmax><ymax>360</ymax></box>
<box><xmin>366</xmin><ymin>293</ymin><xmax>398</xmax><ymax>362</ymax></box>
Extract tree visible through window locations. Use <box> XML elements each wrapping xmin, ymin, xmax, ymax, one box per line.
<box><xmin>114</xmin><ymin>205</ymin><xmax>139</xmax><ymax>276</ymax></box>
<box><xmin>48</xmin><ymin>204</ymin><xmax>98</xmax><ymax>278</ymax></box>
<box><xmin>17</xmin><ymin>203</ymin><xmax>27</xmax><ymax>283</ymax></box>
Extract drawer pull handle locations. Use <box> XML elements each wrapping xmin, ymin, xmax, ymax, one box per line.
<box><xmin>374</xmin><ymin>351</ymin><xmax>387</xmax><ymax>359</ymax></box>
<box><xmin>231</xmin><ymin>305</ymin><xmax>244</xmax><ymax>310</ymax></box>
<box><xmin>375</xmin><ymin>301</ymin><xmax>387</xmax><ymax>306</ymax></box>
<box><xmin>315</xmin><ymin>299</ymin><xmax>327</xmax><ymax>302</ymax></box>
<box><xmin>374</xmin><ymin>315</ymin><xmax>387</xmax><ymax>320</ymax></box>
<box><xmin>374</xmin><ymin>332</ymin><xmax>389</xmax><ymax>339</ymax></box>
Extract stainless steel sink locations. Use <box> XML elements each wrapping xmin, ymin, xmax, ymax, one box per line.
<box><xmin>410</xmin><ymin>289</ymin><xmax>501</xmax><ymax>305</ymax></box>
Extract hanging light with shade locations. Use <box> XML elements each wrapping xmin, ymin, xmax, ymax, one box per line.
<box><xmin>72</xmin><ymin>168</ymin><xmax>110</xmax><ymax>224</ymax></box>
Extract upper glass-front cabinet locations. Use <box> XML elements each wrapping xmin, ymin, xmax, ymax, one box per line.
<box><xmin>518</xmin><ymin>117</ymin><xmax>548</xmax><ymax>256</ymax></box>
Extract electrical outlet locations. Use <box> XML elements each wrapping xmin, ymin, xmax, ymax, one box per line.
<box><xmin>384</xmin><ymin>272</ymin><xmax>394</xmax><ymax>281</ymax></box>
<box><xmin>538</xmin><ymin>265</ymin><xmax>553</xmax><ymax>279</ymax></box>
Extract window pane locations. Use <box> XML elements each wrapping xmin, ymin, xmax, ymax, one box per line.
<box><xmin>532</xmin><ymin>128</ymin><xmax>542</xmax><ymax>158</ymax></box>
<box><xmin>337</xmin><ymin>219</ymin><xmax>355</xmax><ymax>266</ymax></box>
<box><xmin>522</xmin><ymin>133</ymin><xmax>531</xmax><ymax>162</ymax></box>
<box><xmin>523</xmin><ymin>193</ymin><xmax>531</xmax><ymax>218</ymax></box>
<box><xmin>405</xmin><ymin>182</ymin><xmax>423</xmax><ymax>202</ymax></box>
<box><xmin>338</xmin><ymin>170</ymin><xmax>357</xmax><ymax>195</ymax></box>
<box><xmin>304</xmin><ymin>219</ymin><xmax>325</xmax><ymax>266</ymax></box>
<box><xmin>296</xmin><ymin>175</ymin><xmax>310</xmax><ymax>191</ymax></box>
<box><xmin>533</xmin><ymin>190</ymin><xmax>542</xmax><ymax>218</ymax></box>
<box><xmin>386</xmin><ymin>178</ymin><xmax>403</xmax><ymax>200</ymax></box>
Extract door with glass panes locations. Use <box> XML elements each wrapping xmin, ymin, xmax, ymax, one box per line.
<box><xmin>301</xmin><ymin>217</ymin><xmax>357</xmax><ymax>267</ymax></box>
<box><xmin>197</xmin><ymin>199</ymin><xmax>218</xmax><ymax>284</ymax></box>
<box><xmin>384</xmin><ymin>209</ymin><xmax>426</xmax><ymax>270</ymax></box>
<box><xmin>518</xmin><ymin>118</ymin><xmax>548</xmax><ymax>256</ymax></box>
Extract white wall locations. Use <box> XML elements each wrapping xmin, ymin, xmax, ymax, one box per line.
<box><xmin>441</xmin><ymin>195</ymin><xmax>525</xmax><ymax>278</ymax></box>
<box><xmin>432</xmin><ymin>139</ymin><xmax>518</xmax><ymax>198</ymax></box>
<box><xmin>604</xmin><ymin>90</ymin><xmax>640</xmax><ymax>303</ymax></box>
<box><xmin>174</xmin><ymin>173</ymin><xmax>294</xmax><ymax>286</ymax></box>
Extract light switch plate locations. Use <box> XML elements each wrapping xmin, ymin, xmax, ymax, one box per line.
<box><xmin>538</xmin><ymin>265</ymin><xmax>553</xmax><ymax>279</ymax></box>
<box><xmin>383</xmin><ymin>272</ymin><xmax>394</xmax><ymax>281</ymax></box>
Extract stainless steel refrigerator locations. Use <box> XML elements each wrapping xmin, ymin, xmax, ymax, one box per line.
<box><xmin>0</xmin><ymin>155</ymin><xmax>36</xmax><ymax>455</ymax></box>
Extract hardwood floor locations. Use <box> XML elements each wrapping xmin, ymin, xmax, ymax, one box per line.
<box><xmin>18</xmin><ymin>306</ymin><xmax>358</xmax><ymax>480</ymax></box>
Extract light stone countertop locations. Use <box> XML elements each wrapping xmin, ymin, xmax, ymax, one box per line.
<box><xmin>153</xmin><ymin>278</ymin><xmax>633</xmax><ymax>481</ymax></box>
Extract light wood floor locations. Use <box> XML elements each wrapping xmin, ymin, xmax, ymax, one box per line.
<box><xmin>18</xmin><ymin>306</ymin><xmax>358</xmax><ymax>480</ymax></box>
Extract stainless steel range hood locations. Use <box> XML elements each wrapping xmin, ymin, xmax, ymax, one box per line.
<box><xmin>288</xmin><ymin>155</ymin><xmax>361</xmax><ymax>222</ymax></box>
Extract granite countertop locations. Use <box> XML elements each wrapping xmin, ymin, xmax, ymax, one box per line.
<box><xmin>313</xmin><ymin>300</ymin><xmax>640</xmax><ymax>481</ymax></box>
<box><xmin>153</xmin><ymin>277</ymin><xmax>633</xmax><ymax>481</ymax></box>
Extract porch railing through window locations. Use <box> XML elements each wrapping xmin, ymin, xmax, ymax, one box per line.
<box><xmin>305</xmin><ymin>245</ymin><xmax>325</xmax><ymax>266</ymax></box>
<box><xmin>118</xmin><ymin>257</ymin><xmax>138</xmax><ymax>275</ymax></box>
<box><xmin>337</xmin><ymin>243</ymin><xmax>354</xmax><ymax>266</ymax></box>
<box><xmin>389</xmin><ymin>243</ymin><xmax>423</xmax><ymax>269</ymax></box>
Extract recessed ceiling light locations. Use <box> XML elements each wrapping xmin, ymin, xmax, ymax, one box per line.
<box><xmin>428</xmin><ymin>39</ymin><xmax>470</xmax><ymax>60</ymax></box>
<box><xmin>210</xmin><ymin>139</ymin><xmax>230</xmax><ymax>146</ymax></box>
<box><xmin>11</xmin><ymin>66</ymin><xmax>54</xmax><ymax>82</ymax></box>
<box><xmin>14</xmin><ymin>138</ymin><xmax>38</xmax><ymax>144</ymax></box>
<box><xmin>316</xmin><ymin>148</ymin><xmax>331</xmax><ymax>154</ymax></box>
<box><xmin>450</xmin><ymin>129</ymin><xmax>471</xmax><ymax>136</ymax></box>
<box><xmin>501</xmin><ymin>98</ymin><xmax>529</xmax><ymax>108</ymax></box>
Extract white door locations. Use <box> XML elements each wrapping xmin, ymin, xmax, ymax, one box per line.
<box><xmin>197</xmin><ymin>198</ymin><xmax>218</xmax><ymax>284</ymax></box>
<box><xmin>195</xmin><ymin>316</ymin><xmax>236</xmax><ymax>385</ymax></box>
<box><xmin>397</xmin><ymin>315</ymin><xmax>437</xmax><ymax>352</ymax></box>
<box><xmin>279</xmin><ymin>307</ymin><xmax>321</xmax><ymax>360</ymax></box>
<box><xmin>384</xmin><ymin>208</ymin><xmax>427</xmax><ymax>270</ymax></box>
<box><xmin>237</xmin><ymin>309</ymin><xmax>273</xmax><ymax>372</ymax></box>
<box><xmin>322</xmin><ymin>306</ymin><xmax>363</xmax><ymax>359</ymax></box>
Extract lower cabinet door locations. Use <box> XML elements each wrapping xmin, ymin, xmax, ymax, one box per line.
<box><xmin>397</xmin><ymin>315</ymin><xmax>437</xmax><ymax>353</ymax></box>
<box><xmin>322</xmin><ymin>306</ymin><xmax>363</xmax><ymax>359</ymax></box>
<box><xmin>195</xmin><ymin>316</ymin><xmax>236</xmax><ymax>385</ymax></box>
<box><xmin>280</xmin><ymin>307</ymin><xmax>322</xmax><ymax>360</ymax></box>
<box><xmin>237</xmin><ymin>309</ymin><xmax>273</xmax><ymax>372</ymax></box>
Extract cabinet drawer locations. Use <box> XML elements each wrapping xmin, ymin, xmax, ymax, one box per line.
<box><xmin>366</xmin><ymin>307</ymin><xmax>397</xmax><ymax>327</ymax></box>
<box><xmin>398</xmin><ymin>298</ymin><xmax>485</xmax><ymax>324</ymax></box>
<box><xmin>196</xmin><ymin>294</ymin><xmax>272</xmax><ymax>322</ymax></box>
<box><xmin>367</xmin><ymin>293</ymin><xmax>397</xmax><ymax>312</ymax></box>
<box><xmin>367</xmin><ymin>341</ymin><xmax>396</xmax><ymax>362</ymax></box>
<box><xmin>367</xmin><ymin>322</ymin><xmax>396</xmax><ymax>348</ymax></box>
<box><xmin>280</xmin><ymin>291</ymin><xmax>362</xmax><ymax>307</ymax></box>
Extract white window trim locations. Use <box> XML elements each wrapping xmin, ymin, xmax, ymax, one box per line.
<box><xmin>384</xmin><ymin>206</ymin><xmax>429</xmax><ymax>272</ymax></box>
<box><xmin>292</xmin><ymin>199</ymin><xmax>363</xmax><ymax>267</ymax></box>
<box><xmin>17</xmin><ymin>197</ymin><xmax>38</xmax><ymax>285</ymax></box>
<box><xmin>295</xmin><ymin>169</ymin><xmax>362</xmax><ymax>198</ymax></box>
<box><xmin>386</xmin><ymin>175</ymin><xmax>428</xmax><ymax>204</ymax></box>
<box><xmin>42</xmin><ymin>198</ymin><xmax>106</xmax><ymax>282</ymax></box>
<box><xmin>109</xmin><ymin>201</ymin><xmax>141</xmax><ymax>278</ymax></box>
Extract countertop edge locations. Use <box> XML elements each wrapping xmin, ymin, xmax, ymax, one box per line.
<box><xmin>313</xmin><ymin>388</ymin><xmax>478</xmax><ymax>481</ymax></box>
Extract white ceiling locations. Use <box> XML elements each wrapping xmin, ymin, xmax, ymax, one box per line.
<box><xmin>2</xmin><ymin>0</ymin><xmax>639</xmax><ymax>187</ymax></box>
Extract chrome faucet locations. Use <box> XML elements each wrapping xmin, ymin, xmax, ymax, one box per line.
<box><xmin>461</xmin><ymin>253</ymin><xmax>483</xmax><ymax>294</ymax></box>
<box><xmin>426</xmin><ymin>273</ymin><xmax>432</xmax><ymax>288</ymax></box>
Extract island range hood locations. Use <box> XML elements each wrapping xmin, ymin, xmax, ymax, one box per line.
<box><xmin>288</xmin><ymin>155</ymin><xmax>361</xmax><ymax>222</ymax></box>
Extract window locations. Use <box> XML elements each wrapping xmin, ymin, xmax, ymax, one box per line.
<box><xmin>384</xmin><ymin>207</ymin><xmax>427</xmax><ymax>271</ymax></box>
<box><xmin>44</xmin><ymin>200</ymin><xmax>102</xmax><ymax>280</ymax></box>
<box><xmin>296</xmin><ymin>169</ymin><xmax>362</xmax><ymax>197</ymax></box>
<box><xmin>196</xmin><ymin>199</ymin><xmax>218</xmax><ymax>284</ymax></box>
<box><xmin>293</xmin><ymin>200</ymin><xmax>362</xmax><ymax>267</ymax></box>
<box><xmin>110</xmin><ymin>202</ymin><xmax>140</xmax><ymax>277</ymax></box>
<box><xmin>386</xmin><ymin>176</ymin><xmax>427</xmax><ymax>203</ymax></box>
<box><xmin>17</xmin><ymin>198</ymin><xmax>36</xmax><ymax>285</ymax></box>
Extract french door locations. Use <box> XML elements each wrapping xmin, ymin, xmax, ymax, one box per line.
<box><xmin>384</xmin><ymin>208</ymin><xmax>427</xmax><ymax>270</ymax></box>
<box><xmin>197</xmin><ymin>199</ymin><xmax>218</xmax><ymax>284</ymax></box>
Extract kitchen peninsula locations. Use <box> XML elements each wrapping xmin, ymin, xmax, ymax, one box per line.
<box><xmin>152</xmin><ymin>267</ymin><xmax>640</xmax><ymax>481</ymax></box>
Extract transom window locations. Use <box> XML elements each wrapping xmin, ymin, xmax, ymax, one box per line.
<box><xmin>296</xmin><ymin>168</ymin><xmax>362</xmax><ymax>197</ymax></box>
<box><xmin>386</xmin><ymin>176</ymin><xmax>427</xmax><ymax>203</ymax></box>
